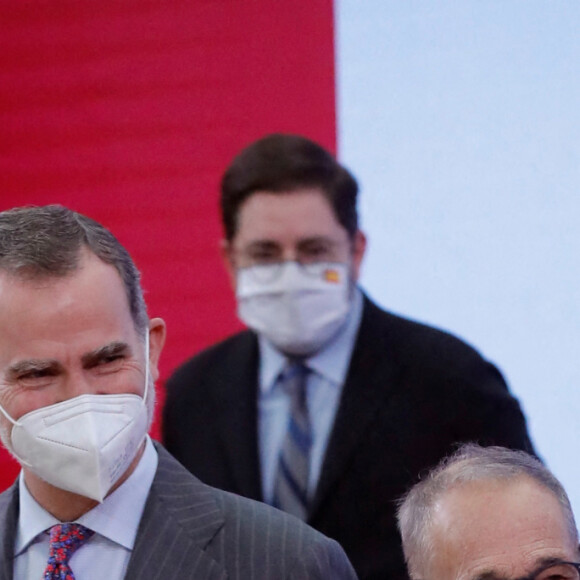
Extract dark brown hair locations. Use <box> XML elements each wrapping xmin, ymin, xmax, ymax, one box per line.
<box><xmin>220</xmin><ymin>133</ymin><xmax>359</xmax><ymax>241</ymax></box>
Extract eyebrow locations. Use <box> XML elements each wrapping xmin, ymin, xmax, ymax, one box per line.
<box><xmin>472</xmin><ymin>573</ymin><xmax>508</xmax><ymax>580</ymax></box>
<box><xmin>81</xmin><ymin>341</ymin><xmax>131</xmax><ymax>367</ymax></box>
<box><xmin>297</xmin><ymin>237</ymin><xmax>338</xmax><ymax>248</ymax></box>
<box><xmin>244</xmin><ymin>240</ymin><xmax>281</xmax><ymax>251</ymax></box>
<box><xmin>243</xmin><ymin>235</ymin><xmax>339</xmax><ymax>248</ymax></box>
<box><xmin>6</xmin><ymin>359</ymin><xmax>63</xmax><ymax>380</ymax></box>
<box><xmin>4</xmin><ymin>341</ymin><xmax>132</xmax><ymax>383</ymax></box>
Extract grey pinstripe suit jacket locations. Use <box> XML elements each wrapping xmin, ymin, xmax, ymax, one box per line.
<box><xmin>0</xmin><ymin>443</ymin><xmax>357</xmax><ymax>579</ymax></box>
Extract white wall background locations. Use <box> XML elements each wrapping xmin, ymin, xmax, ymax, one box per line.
<box><xmin>336</xmin><ymin>1</ymin><xmax>579</xmax><ymax>518</ymax></box>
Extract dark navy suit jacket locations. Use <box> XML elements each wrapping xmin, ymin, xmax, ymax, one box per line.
<box><xmin>163</xmin><ymin>296</ymin><xmax>536</xmax><ymax>579</ymax></box>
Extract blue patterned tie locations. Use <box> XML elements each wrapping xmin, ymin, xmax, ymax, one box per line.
<box><xmin>44</xmin><ymin>523</ymin><xmax>94</xmax><ymax>580</ymax></box>
<box><xmin>272</xmin><ymin>361</ymin><xmax>312</xmax><ymax>520</ymax></box>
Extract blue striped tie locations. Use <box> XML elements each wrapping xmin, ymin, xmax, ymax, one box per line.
<box><xmin>273</xmin><ymin>361</ymin><xmax>311</xmax><ymax>520</ymax></box>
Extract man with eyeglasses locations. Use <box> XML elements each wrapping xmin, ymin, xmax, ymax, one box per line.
<box><xmin>163</xmin><ymin>133</ymin><xmax>537</xmax><ymax>579</ymax></box>
<box><xmin>398</xmin><ymin>444</ymin><xmax>580</xmax><ymax>580</ymax></box>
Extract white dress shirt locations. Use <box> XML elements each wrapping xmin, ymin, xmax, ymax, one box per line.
<box><xmin>13</xmin><ymin>435</ymin><xmax>158</xmax><ymax>580</ymax></box>
<box><xmin>258</xmin><ymin>288</ymin><xmax>363</xmax><ymax>503</ymax></box>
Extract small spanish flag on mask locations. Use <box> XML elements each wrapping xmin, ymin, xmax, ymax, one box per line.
<box><xmin>323</xmin><ymin>268</ymin><xmax>341</xmax><ymax>283</ymax></box>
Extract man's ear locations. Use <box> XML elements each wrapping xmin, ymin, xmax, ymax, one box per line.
<box><xmin>351</xmin><ymin>229</ymin><xmax>367</xmax><ymax>282</ymax></box>
<box><xmin>147</xmin><ymin>318</ymin><xmax>167</xmax><ymax>382</ymax></box>
<box><xmin>220</xmin><ymin>239</ymin><xmax>237</xmax><ymax>290</ymax></box>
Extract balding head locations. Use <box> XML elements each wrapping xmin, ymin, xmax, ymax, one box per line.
<box><xmin>397</xmin><ymin>445</ymin><xmax>579</xmax><ymax>580</ymax></box>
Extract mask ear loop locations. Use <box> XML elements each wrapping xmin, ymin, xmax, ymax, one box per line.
<box><xmin>0</xmin><ymin>391</ymin><xmax>30</xmax><ymax>466</ymax></box>
<box><xmin>142</xmin><ymin>330</ymin><xmax>150</xmax><ymax>406</ymax></box>
<box><xmin>0</xmin><ymin>398</ymin><xmax>18</xmax><ymax>426</ymax></box>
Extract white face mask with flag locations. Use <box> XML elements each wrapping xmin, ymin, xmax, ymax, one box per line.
<box><xmin>236</xmin><ymin>261</ymin><xmax>352</xmax><ymax>356</ymax></box>
<box><xmin>0</xmin><ymin>336</ymin><xmax>151</xmax><ymax>503</ymax></box>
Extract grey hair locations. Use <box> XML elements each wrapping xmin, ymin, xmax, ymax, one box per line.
<box><xmin>0</xmin><ymin>205</ymin><xmax>148</xmax><ymax>336</ymax></box>
<box><xmin>397</xmin><ymin>444</ymin><xmax>578</xmax><ymax>579</ymax></box>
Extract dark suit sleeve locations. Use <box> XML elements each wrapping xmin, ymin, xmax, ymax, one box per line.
<box><xmin>372</xmin><ymin>304</ymin><xmax>537</xmax><ymax>459</ymax></box>
<box><xmin>162</xmin><ymin>331</ymin><xmax>263</xmax><ymax>499</ymax></box>
<box><xmin>130</xmin><ymin>443</ymin><xmax>357</xmax><ymax>579</ymax></box>
<box><xmin>288</xmin><ymin>537</ymin><xmax>359</xmax><ymax>579</ymax></box>
<box><xmin>442</xmin><ymin>361</ymin><xmax>536</xmax><ymax>455</ymax></box>
<box><xmin>207</xmin><ymin>486</ymin><xmax>358</xmax><ymax>579</ymax></box>
<box><xmin>378</xmin><ymin>328</ymin><xmax>538</xmax><ymax>481</ymax></box>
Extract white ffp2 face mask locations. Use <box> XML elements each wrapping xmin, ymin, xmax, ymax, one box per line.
<box><xmin>236</xmin><ymin>261</ymin><xmax>352</xmax><ymax>356</ymax></box>
<box><xmin>0</xmin><ymin>338</ymin><xmax>151</xmax><ymax>502</ymax></box>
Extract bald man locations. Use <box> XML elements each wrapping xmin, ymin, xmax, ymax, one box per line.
<box><xmin>397</xmin><ymin>444</ymin><xmax>580</xmax><ymax>580</ymax></box>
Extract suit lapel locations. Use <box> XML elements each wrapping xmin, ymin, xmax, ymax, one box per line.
<box><xmin>0</xmin><ymin>450</ymin><xmax>230</xmax><ymax>580</ymax></box>
<box><xmin>209</xmin><ymin>332</ymin><xmax>263</xmax><ymax>501</ymax></box>
<box><xmin>0</xmin><ymin>483</ymin><xmax>18</xmax><ymax>580</ymax></box>
<box><xmin>125</xmin><ymin>443</ymin><xmax>227</xmax><ymax>580</ymax></box>
<box><xmin>310</xmin><ymin>297</ymin><xmax>399</xmax><ymax>517</ymax></box>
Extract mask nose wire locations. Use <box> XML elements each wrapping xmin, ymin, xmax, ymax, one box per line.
<box><xmin>0</xmin><ymin>332</ymin><xmax>152</xmax><ymax>426</ymax></box>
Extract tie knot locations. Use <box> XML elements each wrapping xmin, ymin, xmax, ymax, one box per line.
<box><xmin>281</xmin><ymin>360</ymin><xmax>310</xmax><ymax>409</ymax></box>
<box><xmin>282</xmin><ymin>360</ymin><xmax>309</xmax><ymax>381</ymax></box>
<box><xmin>47</xmin><ymin>523</ymin><xmax>94</xmax><ymax>564</ymax></box>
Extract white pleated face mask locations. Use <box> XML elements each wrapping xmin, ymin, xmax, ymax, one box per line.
<box><xmin>236</xmin><ymin>261</ymin><xmax>352</xmax><ymax>356</ymax></box>
<box><xmin>0</xmin><ymin>336</ymin><xmax>151</xmax><ymax>502</ymax></box>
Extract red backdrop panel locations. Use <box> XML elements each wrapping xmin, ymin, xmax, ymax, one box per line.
<box><xmin>0</xmin><ymin>1</ymin><xmax>335</xmax><ymax>490</ymax></box>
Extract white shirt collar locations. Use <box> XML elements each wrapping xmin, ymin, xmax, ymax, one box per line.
<box><xmin>16</xmin><ymin>435</ymin><xmax>158</xmax><ymax>555</ymax></box>
<box><xmin>259</xmin><ymin>287</ymin><xmax>364</xmax><ymax>392</ymax></box>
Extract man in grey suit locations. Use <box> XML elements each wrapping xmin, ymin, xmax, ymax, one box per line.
<box><xmin>0</xmin><ymin>205</ymin><xmax>356</xmax><ymax>579</ymax></box>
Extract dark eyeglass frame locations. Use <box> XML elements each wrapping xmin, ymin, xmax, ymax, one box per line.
<box><xmin>421</xmin><ymin>561</ymin><xmax>580</xmax><ymax>580</ymax></box>
<box><xmin>479</xmin><ymin>561</ymin><xmax>580</xmax><ymax>580</ymax></box>
<box><xmin>518</xmin><ymin>560</ymin><xmax>580</xmax><ymax>580</ymax></box>
<box><xmin>237</xmin><ymin>260</ymin><xmax>346</xmax><ymax>283</ymax></box>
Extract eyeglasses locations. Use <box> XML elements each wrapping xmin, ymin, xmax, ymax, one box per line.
<box><xmin>522</xmin><ymin>561</ymin><xmax>580</xmax><ymax>580</ymax></box>
<box><xmin>238</xmin><ymin>260</ymin><xmax>346</xmax><ymax>284</ymax></box>
<box><xmin>475</xmin><ymin>561</ymin><xmax>580</xmax><ymax>580</ymax></box>
<box><xmin>233</xmin><ymin>238</ymin><xmax>351</xmax><ymax>270</ymax></box>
